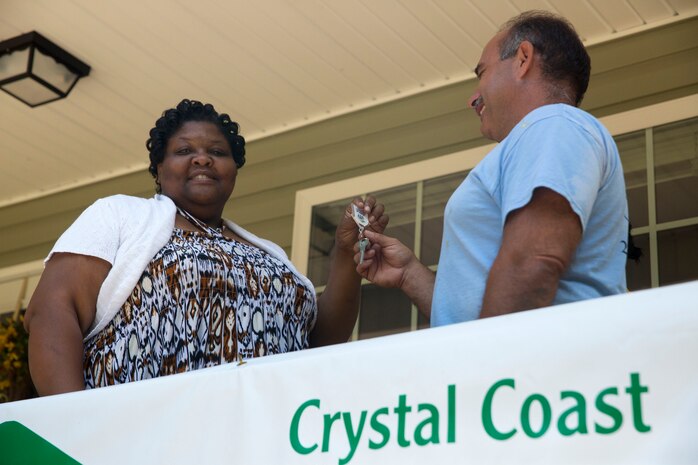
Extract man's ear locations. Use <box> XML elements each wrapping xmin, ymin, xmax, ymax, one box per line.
<box><xmin>514</xmin><ymin>40</ymin><xmax>535</xmax><ymax>78</ymax></box>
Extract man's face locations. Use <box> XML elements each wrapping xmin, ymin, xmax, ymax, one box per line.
<box><xmin>469</xmin><ymin>31</ymin><xmax>518</xmax><ymax>142</ymax></box>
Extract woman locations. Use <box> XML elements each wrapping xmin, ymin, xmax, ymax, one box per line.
<box><xmin>24</xmin><ymin>99</ymin><xmax>387</xmax><ymax>395</ymax></box>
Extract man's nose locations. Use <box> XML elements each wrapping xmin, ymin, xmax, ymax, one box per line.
<box><xmin>468</xmin><ymin>92</ymin><xmax>482</xmax><ymax>108</ymax></box>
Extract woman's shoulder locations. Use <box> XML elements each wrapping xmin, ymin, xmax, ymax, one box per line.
<box><xmin>75</xmin><ymin>195</ymin><xmax>175</xmax><ymax>233</ymax></box>
<box><xmin>91</xmin><ymin>194</ymin><xmax>175</xmax><ymax>214</ymax></box>
<box><xmin>223</xmin><ymin>219</ymin><xmax>288</xmax><ymax>259</ymax></box>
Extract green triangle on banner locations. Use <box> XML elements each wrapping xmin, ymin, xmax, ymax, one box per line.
<box><xmin>0</xmin><ymin>421</ymin><xmax>81</xmax><ymax>465</ymax></box>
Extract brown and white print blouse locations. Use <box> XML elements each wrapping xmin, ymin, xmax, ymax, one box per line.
<box><xmin>83</xmin><ymin>225</ymin><xmax>317</xmax><ymax>388</ymax></box>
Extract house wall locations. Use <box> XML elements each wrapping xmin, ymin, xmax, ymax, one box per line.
<box><xmin>0</xmin><ymin>16</ymin><xmax>696</xmax><ymax>273</ymax></box>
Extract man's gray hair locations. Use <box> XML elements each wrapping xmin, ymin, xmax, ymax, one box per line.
<box><xmin>498</xmin><ymin>11</ymin><xmax>591</xmax><ymax>106</ymax></box>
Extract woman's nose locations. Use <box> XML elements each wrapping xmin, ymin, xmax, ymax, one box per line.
<box><xmin>191</xmin><ymin>152</ymin><xmax>213</xmax><ymax>166</ymax></box>
<box><xmin>192</xmin><ymin>150</ymin><xmax>212</xmax><ymax>165</ymax></box>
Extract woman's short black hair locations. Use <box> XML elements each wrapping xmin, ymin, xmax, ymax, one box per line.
<box><xmin>146</xmin><ymin>99</ymin><xmax>246</xmax><ymax>181</ymax></box>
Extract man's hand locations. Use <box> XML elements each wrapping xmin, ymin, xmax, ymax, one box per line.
<box><xmin>355</xmin><ymin>230</ymin><xmax>414</xmax><ymax>288</ymax></box>
<box><xmin>356</xmin><ymin>229</ymin><xmax>435</xmax><ymax>318</ymax></box>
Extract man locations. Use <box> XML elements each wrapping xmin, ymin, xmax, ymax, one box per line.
<box><xmin>357</xmin><ymin>11</ymin><xmax>628</xmax><ymax>324</ymax></box>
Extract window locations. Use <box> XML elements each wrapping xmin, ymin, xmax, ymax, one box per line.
<box><xmin>620</xmin><ymin>117</ymin><xmax>698</xmax><ymax>289</ymax></box>
<box><xmin>305</xmin><ymin>171</ymin><xmax>471</xmax><ymax>339</ymax></box>
<box><xmin>653</xmin><ymin>119</ymin><xmax>698</xmax><ymax>285</ymax></box>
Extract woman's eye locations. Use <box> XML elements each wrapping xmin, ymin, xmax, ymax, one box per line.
<box><xmin>211</xmin><ymin>149</ymin><xmax>226</xmax><ymax>156</ymax></box>
<box><xmin>176</xmin><ymin>148</ymin><xmax>191</xmax><ymax>155</ymax></box>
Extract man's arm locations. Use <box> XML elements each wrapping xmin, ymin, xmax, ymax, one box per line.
<box><xmin>480</xmin><ymin>187</ymin><xmax>582</xmax><ymax>318</ymax></box>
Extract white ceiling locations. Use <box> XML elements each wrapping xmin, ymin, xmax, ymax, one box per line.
<box><xmin>1</xmin><ymin>0</ymin><xmax>697</xmax><ymax>208</ymax></box>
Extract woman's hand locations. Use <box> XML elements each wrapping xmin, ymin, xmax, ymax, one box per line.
<box><xmin>311</xmin><ymin>196</ymin><xmax>388</xmax><ymax>346</ymax></box>
<box><xmin>334</xmin><ymin>195</ymin><xmax>389</xmax><ymax>253</ymax></box>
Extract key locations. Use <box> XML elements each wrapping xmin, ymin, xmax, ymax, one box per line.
<box><xmin>351</xmin><ymin>204</ymin><xmax>370</xmax><ymax>235</ymax></box>
<box><xmin>359</xmin><ymin>237</ymin><xmax>370</xmax><ymax>264</ymax></box>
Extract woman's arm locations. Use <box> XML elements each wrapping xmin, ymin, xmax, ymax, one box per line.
<box><xmin>24</xmin><ymin>253</ymin><xmax>110</xmax><ymax>396</ymax></box>
<box><xmin>310</xmin><ymin>196</ymin><xmax>388</xmax><ymax>347</ymax></box>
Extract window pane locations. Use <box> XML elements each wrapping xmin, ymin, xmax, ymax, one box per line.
<box><xmin>617</xmin><ymin>130</ymin><xmax>648</xmax><ymax>228</ymax></box>
<box><xmin>372</xmin><ymin>183</ymin><xmax>417</xmax><ymax>252</ymax></box>
<box><xmin>417</xmin><ymin>311</ymin><xmax>430</xmax><ymax>330</ymax></box>
<box><xmin>658</xmin><ymin>225</ymin><xmax>698</xmax><ymax>286</ymax></box>
<box><xmin>307</xmin><ymin>197</ymin><xmax>353</xmax><ymax>286</ymax></box>
<box><xmin>308</xmin><ymin>181</ymin><xmax>418</xmax><ymax>288</ymax></box>
<box><xmin>358</xmin><ymin>284</ymin><xmax>412</xmax><ymax>340</ymax></box>
<box><xmin>420</xmin><ymin>171</ymin><xmax>469</xmax><ymax>266</ymax></box>
<box><xmin>626</xmin><ymin>233</ymin><xmax>650</xmax><ymax>291</ymax></box>
<box><xmin>654</xmin><ymin>118</ymin><xmax>698</xmax><ymax>223</ymax></box>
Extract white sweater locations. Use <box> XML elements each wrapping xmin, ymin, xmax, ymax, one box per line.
<box><xmin>47</xmin><ymin>194</ymin><xmax>315</xmax><ymax>340</ymax></box>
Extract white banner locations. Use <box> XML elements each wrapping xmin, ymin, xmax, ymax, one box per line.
<box><xmin>1</xmin><ymin>281</ymin><xmax>697</xmax><ymax>464</ymax></box>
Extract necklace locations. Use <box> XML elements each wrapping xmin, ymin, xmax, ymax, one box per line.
<box><xmin>176</xmin><ymin>207</ymin><xmax>226</xmax><ymax>237</ymax></box>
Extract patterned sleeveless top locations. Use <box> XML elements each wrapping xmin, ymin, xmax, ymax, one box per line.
<box><xmin>83</xmin><ymin>212</ymin><xmax>317</xmax><ymax>388</ymax></box>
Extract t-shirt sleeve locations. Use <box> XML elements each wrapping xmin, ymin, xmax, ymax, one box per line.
<box><xmin>499</xmin><ymin>116</ymin><xmax>605</xmax><ymax>231</ymax></box>
<box><xmin>47</xmin><ymin>198</ymin><xmax>121</xmax><ymax>265</ymax></box>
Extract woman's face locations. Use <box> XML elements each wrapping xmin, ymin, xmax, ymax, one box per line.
<box><xmin>157</xmin><ymin>121</ymin><xmax>238</xmax><ymax>217</ymax></box>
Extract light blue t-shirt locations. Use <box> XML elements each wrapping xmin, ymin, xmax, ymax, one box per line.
<box><xmin>431</xmin><ymin>104</ymin><xmax>628</xmax><ymax>326</ymax></box>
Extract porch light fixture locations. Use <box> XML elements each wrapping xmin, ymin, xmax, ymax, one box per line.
<box><xmin>0</xmin><ymin>31</ymin><xmax>90</xmax><ymax>107</ymax></box>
